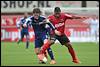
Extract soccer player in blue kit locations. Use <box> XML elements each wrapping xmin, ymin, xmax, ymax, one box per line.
<box><xmin>23</xmin><ymin>8</ymin><xmax>56</xmax><ymax>64</ymax></box>
<box><xmin>16</xmin><ymin>12</ymin><xmax>30</xmax><ymax>49</ymax></box>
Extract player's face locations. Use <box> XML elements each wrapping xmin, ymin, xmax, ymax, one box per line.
<box><xmin>33</xmin><ymin>12</ymin><xmax>40</xmax><ymax>19</ymax></box>
<box><xmin>54</xmin><ymin>12</ymin><xmax>61</xmax><ymax>18</ymax></box>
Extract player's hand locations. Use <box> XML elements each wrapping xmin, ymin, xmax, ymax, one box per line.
<box><xmin>80</xmin><ymin>16</ymin><xmax>89</xmax><ymax>19</ymax></box>
<box><xmin>23</xmin><ymin>24</ymin><xmax>27</xmax><ymax>27</ymax></box>
<box><xmin>54</xmin><ymin>30</ymin><xmax>62</xmax><ymax>36</ymax></box>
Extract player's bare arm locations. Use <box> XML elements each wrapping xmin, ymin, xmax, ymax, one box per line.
<box><xmin>71</xmin><ymin>15</ymin><xmax>89</xmax><ymax>19</ymax></box>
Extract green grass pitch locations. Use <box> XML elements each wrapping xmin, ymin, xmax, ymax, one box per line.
<box><xmin>1</xmin><ymin>42</ymin><xmax>99</xmax><ymax>66</ymax></box>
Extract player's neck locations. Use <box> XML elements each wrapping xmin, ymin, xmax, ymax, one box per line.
<box><xmin>54</xmin><ymin>16</ymin><xmax>60</xmax><ymax>19</ymax></box>
<box><xmin>24</xmin><ymin>17</ymin><xmax>27</xmax><ymax>19</ymax></box>
<box><xmin>34</xmin><ymin>16</ymin><xmax>39</xmax><ymax>20</ymax></box>
<box><xmin>54</xmin><ymin>14</ymin><xmax>61</xmax><ymax>19</ymax></box>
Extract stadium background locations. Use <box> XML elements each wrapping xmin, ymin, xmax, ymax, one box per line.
<box><xmin>1</xmin><ymin>1</ymin><xmax>99</xmax><ymax>42</ymax></box>
<box><xmin>1</xmin><ymin>1</ymin><xmax>99</xmax><ymax>66</ymax></box>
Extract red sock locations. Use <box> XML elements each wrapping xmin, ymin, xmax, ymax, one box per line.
<box><xmin>40</xmin><ymin>41</ymin><xmax>51</xmax><ymax>54</ymax></box>
<box><xmin>68</xmin><ymin>47</ymin><xmax>78</xmax><ymax>61</ymax></box>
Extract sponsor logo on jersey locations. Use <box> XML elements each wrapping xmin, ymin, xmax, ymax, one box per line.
<box><xmin>55</xmin><ymin>23</ymin><xmax>64</xmax><ymax>28</ymax></box>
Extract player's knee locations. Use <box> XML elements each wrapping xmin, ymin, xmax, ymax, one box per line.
<box><xmin>27</xmin><ymin>38</ymin><xmax>29</xmax><ymax>41</ymax></box>
<box><xmin>47</xmin><ymin>48</ymin><xmax>52</xmax><ymax>51</ymax></box>
<box><xmin>26</xmin><ymin>35</ymin><xmax>29</xmax><ymax>41</ymax></box>
<box><xmin>35</xmin><ymin>51</ymin><xmax>39</xmax><ymax>55</ymax></box>
<box><xmin>34</xmin><ymin>48</ymin><xmax>40</xmax><ymax>55</ymax></box>
<box><xmin>64</xmin><ymin>42</ymin><xmax>72</xmax><ymax>47</ymax></box>
<box><xmin>44</xmin><ymin>39</ymin><xmax>50</xmax><ymax>44</ymax></box>
<box><xmin>50</xmin><ymin>40</ymin><xmax>55</xmax><ymax>45</ymax></box>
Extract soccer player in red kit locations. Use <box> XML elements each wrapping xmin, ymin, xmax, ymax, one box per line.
<box><xmin>38</xmin><ymin>7</ymin><xmax>87</xmax><ymax>64</ymax></box>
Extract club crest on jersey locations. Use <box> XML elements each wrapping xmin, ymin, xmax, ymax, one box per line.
<box><xmin>55</xmin><ymin>23</ymin><xmax>64</xmax><ymax>28</ymax></box>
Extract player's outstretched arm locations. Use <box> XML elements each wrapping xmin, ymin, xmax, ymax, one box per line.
<box><xmin>45</xmin><ymin>19</ymin><xmax>56</xmax><ymax>30</ymax></box>
<box><xmin>71</xmin><ymin>15</ymin><xmax>89</xmax><ymax>19</ymax></box>
<box><xmin>16</xmin><ymin>19</ymin><xmax>22</xmax><ymax>30</ymax></box>
<box><xmin>45</xmin><ymin>19</ymin><xmax>62</xmax><ymax>36</ymax></box>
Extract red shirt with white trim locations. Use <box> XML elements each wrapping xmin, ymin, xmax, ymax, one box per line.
<box><xmin>48</xmin><ymin>13</ymin><xmax>72</xmax><ymax>35</ymax></box>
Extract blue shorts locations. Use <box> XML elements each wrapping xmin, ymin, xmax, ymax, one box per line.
<box><xmin>34</xmin><ymin>32</ymin><xmax>48</xmax><ymax>48</ymax></box>
<box><xmin>21</xmin><ymin>29</ymin><xmax>29</xmax><ymax>39</ymax></box>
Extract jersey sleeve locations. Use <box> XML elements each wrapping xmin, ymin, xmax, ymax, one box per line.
<box><xmin>46</xmin><ymin>19</ymin><xmax>56</xmax><ymax>30</ymax></box>
<box><xmin>40</xmin><ymin>16</ymin><xmax>56</xmax><ymax>30</ymax></box>
<box><xmin>16</xmin><ymin>19</ymin><xmax>21</xmax><ymax>29</ymax></box>
<box><xmin>24</xmin><ymin>16</ymin><xmax>32</xmax><ymax>26</ymax></box>
<box><xmin>48</xmin><ymin>15</ymin><xmax>52</xmax><ymax>22</ymax></box>
<box><xmin>65</xmin><ymin>13</ymin><xmax>73</xmax><ymax>19</ymax></box>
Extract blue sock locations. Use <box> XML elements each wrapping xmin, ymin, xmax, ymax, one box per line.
<box><xmin>47</xmin><ymin>47</ymin><xmax>55</xmax><ymax>60</ymax></box>
<box><xmin>26</xmin><ymin>35</ymin><xmax>29</xmax><ymax>49</ymax></box>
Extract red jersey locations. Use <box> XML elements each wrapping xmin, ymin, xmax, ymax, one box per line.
<box><xmin>48</xmin><ymin>13</ymin><xmax>72</xmax><ymax>35</ymax></box>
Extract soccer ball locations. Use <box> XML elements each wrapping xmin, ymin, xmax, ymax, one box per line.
<box><xmin>42</xmin><ymin>57</ymin><xmax>47</xmax><ymax>63</ymax></box>
<box><xmin>39</xmin><ymin>57</ymin><xmax>47</xmax><ymax>64</ymax></box>
<box><xmin>38</xmin><ymin>54</ymin><xmax>47</xmax><ymax>63</ymax></box>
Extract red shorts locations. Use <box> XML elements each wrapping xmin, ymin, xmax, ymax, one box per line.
<box><xmin>50</xmin><ymin>34</ymin><xmax>70</xmax><ymax>45</ymax></box>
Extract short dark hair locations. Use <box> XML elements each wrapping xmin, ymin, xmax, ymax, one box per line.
<box><xmin>54</xmin><ymin>7</ymin><xmax>61</xmax><ymax>13</ymax></box>
<box><xmin>33</xmin><ymin>8</ymin><xmax>41</xmax><ymax>14</ymax></box>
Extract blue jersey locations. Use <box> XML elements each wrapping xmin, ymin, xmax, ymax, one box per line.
<box><xmin>25</xmin><ymin>16</ymin><xmax>55</xmax><ymax>36</ymax></box>
<box><xmin>16</xmin><ymin>17</ymin><xmax>30</xmax><ymax>32</ymax></box>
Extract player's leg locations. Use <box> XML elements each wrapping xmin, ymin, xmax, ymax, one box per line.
<box><xmin>47</xmin><ymin>47</ymin><xmax>55</xmax><ymax>60</ymax></box>
<box><xmin>37</xmin><ymin>33</ymin><xmax>57</xmax><ymax>64</ymax></box>
<box><xmin>39</xmin><ymin>35</ymin><xmax>51</xmax><ymax>54</ymax></box>
<box><xmin>38</xmin><ymin>33</ymin><xmax>56</xmax><ymax>54</ymax></box>
<box><xmin>91</xmin><ymin>29</ymin><xmax>97</xmax><ymax>42</ymax></box>
<box><xmin>55</xmin><ymin>34</ymin><xmax>81</xmax><ymax>63</ymax></box>
<box><xmin>37</xmin><ymin>33</ymin><xmax>53</xmax><ymax>62</ymax></box>
<box><xmin>39</xmin><ymin>33</ymin><xmax>56</xmax><ymax>64</ymax></box>
<box><xmin>64</xmin><ymin>42</ymin><xmax>81</xmax><ymax>63</ymax></box>
<box><xmin>35</xmin><ymin>48</ymin><xmax>46</xmax><ymax>64</ymax></box>
<box><xmin>34</xmin><ymin>38</ymin><xmax>46</xmax><ymax>64</ymax></box>
<box><xmin>17</xmin><ymin>30</ymin><xmax>24</xmax><ymax>44</ymax></box>
<box><xmin>48</xmin><ymin>35</ymin><xmax>56</xmax><ymax>64</ymax></box>
<box><xmin>95</xmin><ymin>30</ymin><xmax>98</xmax><ymax>44</ymax></box>
<box><xmin>17</xmin><ymin>29</ymin><xmax>21</xmax><ymax>44</ymax></box>
<box><xmin>25</xmin><ymin>34</ymin><xmax>29</xmax><ymax>49</ymax></box>
<box><xmin>47</xmin><ymin>47</ymin><xmax>56</xmax><ymax>64</ymax></box>
<box><xmin>25</xmin><ymin>32</ymin><xmax>29</xmax><ymax>49</ymax></box>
